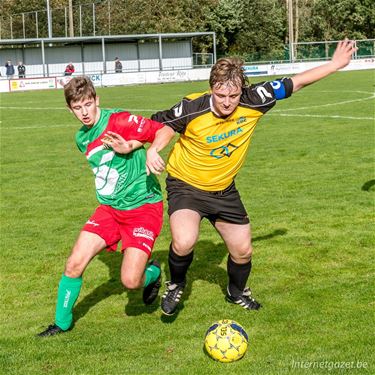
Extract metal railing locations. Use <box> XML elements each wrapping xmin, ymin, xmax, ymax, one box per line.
<box><xmin>0</xmin><ymin>1</ymin><xmax>111</xmax><ymax>39</ymax></box>
<box><xmin>244</xmin><ymin>39</ymin><xmax>375</xmax><ymax>65</ymax></box>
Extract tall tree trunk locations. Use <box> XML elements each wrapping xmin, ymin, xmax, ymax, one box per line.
<box><xmin>294</xmin><ymin>0</ymin><xmax>299</xmax><ymax>58</ymax></box>
<box><xmin>68</xmin><ymin>0</ymin><xmax>74</xmax><ymax>37</ymax></box>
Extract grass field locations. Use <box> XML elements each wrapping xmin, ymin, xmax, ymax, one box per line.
<box><xmin>0</xmin><ymin>70</ymin><xmax>374</xmax><ymax>375</ymax></box>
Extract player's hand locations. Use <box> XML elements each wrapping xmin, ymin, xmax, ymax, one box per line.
<box><xmin>331</xmin><ymin>38</ymin><xmax>358</xmax><ymax>70</ymax></box>
<box><xmin>102</xmin><ymin>131</ymin><xmax>138</xmax><ymax>154</ymax></box>
<box><xmin>146</xmin><ymin>147</ymin><xmax>165</xmax><ymax>175</ymax></box>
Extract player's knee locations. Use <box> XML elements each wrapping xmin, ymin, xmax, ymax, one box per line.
<box><xmin>121</xmin><ymin>274</ymin><xmax>142</xmax><ymax>290</ymax></box>
<box><xmin>172</xmin><ymin>239</ymin><xmax>195</xmax><ymax>256</ymax></box>
<box><xmin>64</xmin><ymin>256</ymin><xmax>85</xmax><ymax>278</ymax></box>
<box><xmin>232</xmin><ymin>244</ymin><xmax>253</xmax><ymax>262</ymax></box>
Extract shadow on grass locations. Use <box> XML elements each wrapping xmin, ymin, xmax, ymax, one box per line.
<box><xmin>161</xmin><ymin>228</ymin><xmax>287</xmax><ymax>322</ymax></box>
<box><xmin>73</xmin><ymin>251</ymin><xmax>124</xmax><ymax>324</ymax></box>
<box><xmin>73</xmin><ymin>228</ymin><xmax>287</xmax><ymax>324</ymax></box>
<box><xmin>361</xmin><ymin>179</ymin><xmax>375</xmax><ymax>192</ymax></box>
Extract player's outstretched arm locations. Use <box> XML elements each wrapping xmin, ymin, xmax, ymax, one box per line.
<box><xmin>146</xmin><ymin>126</ymin><xmax>175</xmax><ymax>175</ymax></box>
<box><xmin>102</xmin><ymin>131</ymin><xmax>143</xmax><ymax>154</ymax></box>
<box><xmin>291</xmin><ymin>39</ymin><xmax>357</xmax><ymax>93</ymax></box>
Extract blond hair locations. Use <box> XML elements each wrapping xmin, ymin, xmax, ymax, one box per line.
<box><xmin>209</xmin><ymin>57</ymin><xmax>248</xmax><ymax>89</ymax></box>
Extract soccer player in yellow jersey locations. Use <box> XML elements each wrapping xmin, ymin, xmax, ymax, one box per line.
<box><xmin>146</xmin><ymin>39</ymin><xmax>357</xmax><ymax>316</ymax></box>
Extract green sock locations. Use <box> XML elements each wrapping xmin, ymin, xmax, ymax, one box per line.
<box><xmin>55</xmin><ymin>274</ymin><xmax>82</xmax><ymax>331</ymax></box>
<box><xmin>143</xmin><ymin>264</ymin><xmax>161</xmax><ymax>287</ymax></box>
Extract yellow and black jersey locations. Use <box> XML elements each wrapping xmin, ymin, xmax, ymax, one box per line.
<box><xmin>152</xmin><ymin>78</ymin><xmax>293</xmax><ymax>191</ymax></box>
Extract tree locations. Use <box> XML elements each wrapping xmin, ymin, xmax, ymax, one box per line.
<box><xmin>228</xmin><ymin>0</ymin><xmax>287</xmax><ymax>61</ymax></box>
<box><xmin>1</xmin><ymin>0</ymin><xmax>374</xmax><ymax>60</ymax></box>
<box><xmin>205</xmin><ymin>0</ymin><xmax>245</xmax><ymax>53</ymax></box>
<box><xmin>308</xmin><ymin>0</ymin><xmax>375</xmax><ymax>41</ymax></box>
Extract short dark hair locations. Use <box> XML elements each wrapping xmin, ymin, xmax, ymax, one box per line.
<box><xmin>64</xmin><ymin>76</ymin><xmax>96</xmax><ymax>106</ymax></box>
<box><xmin>209</xmin><ymin>57</ymin><xmax>248</xmax><ymax>89</ymax></box>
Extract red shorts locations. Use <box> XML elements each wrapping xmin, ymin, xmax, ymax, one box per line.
<box><xmin>82</xmin><ymin>202</ymin><xmax>163</xmax><ymax>257</ymax></box>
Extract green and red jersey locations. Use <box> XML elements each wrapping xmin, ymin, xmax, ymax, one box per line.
<box><xmin>75</xmin><ymin>108</ymin><xmax>163</xmax><ymax>210</ymax></box>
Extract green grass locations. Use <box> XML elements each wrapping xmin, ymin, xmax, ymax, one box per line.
<box><xmin>1</xmin><ymin>70</ymin><xmax>374</xmax><ymax>374</ymax></box>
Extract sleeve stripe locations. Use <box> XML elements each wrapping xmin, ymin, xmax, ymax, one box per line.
<box><xmin>162</xmin><ymin>107</ymin><xmax>210</xmax><ymax>126</ymax></box>
<box><xmin>239</xmin><ymin>99</ymin><xmax>276</xmax><ymax>108</ymax></box>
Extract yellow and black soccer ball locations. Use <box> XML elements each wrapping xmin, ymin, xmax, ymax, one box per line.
<box><xmin>204</xmin><ymin>319</ymin><xmax>248</xmax><ymax>363</ymax></box>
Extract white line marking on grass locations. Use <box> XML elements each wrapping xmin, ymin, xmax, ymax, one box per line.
<box><xmin>0</xmin><ymin>106</ymin><xmax>66</xmax><ymax>110</ymax></box>
<box><xmin>268</xmin><ymin>113</ymin><xmax>373</xmax><ymax>120</ymax></box>
<box><xmin>1</xmin><ymin>124</ymin><xmax>76</xmax><ymax>130</ymax></box>
<box><xmin>273</xmin><ymin>94</ymin><xmax>375</xmax><ymax>112</ymax></box>
<box><xmin>3</xmin><ymin>113</ymin><xmax>373</xmax><ymax>130</ymax></box>
<box><xmin>2</xmin><ymin>93</ymin><xmax>374</xmax><ymax>129</ymax></box>
<box><xmin>5</xmin><ymin>98</ymin><xmax>374</xmax><ymax>112</ymax></box>
<box><xmin>0</xmin><ymin>106</ymin><xmax>156</xmax><ymax>112</ymax></box>
<box><xmin>2</xmin><ymin>95</ymin><xmax>374</xmax><ymax>114</ymax></box>
<box><xmin>319</xmin><ymin>90</ymin><xmax>374</xmax><ymax>95</ymax></box>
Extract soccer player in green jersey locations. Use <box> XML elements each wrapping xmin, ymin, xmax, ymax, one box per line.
<box><xmin>38</xmin><ymin>76</ymin><xmax>168</xmax><ymax>337</ymax></box>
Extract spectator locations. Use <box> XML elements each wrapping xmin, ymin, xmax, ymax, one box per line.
<box><xmin>64</xmin><ymin>62</ymin><xmax>75</xmax><ymax>76</ymax></box>
<box><xmin>17</xmin><ymin>61</ymin><xmax>26</xmax><ymax>78</ymax></box>
<box><xmin>5</xmin><ymin>60</ymin><xmax>15</xmax><ymax>79</ymax></box>
<box><xmin>115</xmin><ymin>57</ymin><xmax>123</xmax><ymax>73</ymax></box>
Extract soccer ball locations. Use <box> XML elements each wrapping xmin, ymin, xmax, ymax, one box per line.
<box><xmin>204</xmin><ymin>319</ymin><xmax>248</xmax><ymax>362</ymax></box>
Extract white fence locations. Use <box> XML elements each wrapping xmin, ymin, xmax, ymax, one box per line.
<box><xmin>0</xmin><ymin>58</ymin><xmax>374</xmax><ymax>93</ymax></box>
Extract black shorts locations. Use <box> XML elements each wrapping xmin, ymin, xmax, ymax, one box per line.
<box><xmin>166</xmin><ymin>176</ymin><xmax>249</xmax><ymax>225</ymax></box>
